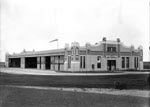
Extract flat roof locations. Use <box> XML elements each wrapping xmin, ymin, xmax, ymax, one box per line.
<box><xmin>8</xmin><ymin>48</ymin><xmax>65</xmax><ymax>58</ymax></box>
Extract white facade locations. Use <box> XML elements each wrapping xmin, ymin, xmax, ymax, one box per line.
<box><xmin>64</xmin><ymin>38</ymin><xmax>143</xmax><ymax>71</ymax></box>
<box><xmin>6</xmin><ymin>38</ymin><xmax>143</xmax><ymax>72</ymax></box>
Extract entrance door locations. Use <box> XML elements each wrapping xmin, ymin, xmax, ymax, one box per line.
<box><xmin>107</xmin><ymin>60</ymin><xmax>116</xmax><ymax>71</ymax></box>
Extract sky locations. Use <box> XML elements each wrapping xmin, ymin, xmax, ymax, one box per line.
<box><xmin>0</xmin><ymin>0</ymin><xmax>149</xmax><ymax>61</ymax></box>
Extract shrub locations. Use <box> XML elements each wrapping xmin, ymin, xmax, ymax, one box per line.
<box><xmin>114</xmin><ymin>82</ymin><xmax>127</xmax><ymax>90</ymax></box>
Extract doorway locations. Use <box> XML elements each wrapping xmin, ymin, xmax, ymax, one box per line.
<box><xmin>9</xmin><ymin>58</ymin><xmax>21</xmax><ymax>68</ymax></box>
<box><xmin>25</xmin><ymin>57</ymin><xmax>37</xmax><ymax>68</ymax></box>
<box><xmin>107</xmin><ymin>60</ymin><xmax>116</xmax><ymax>71</ymax></box>
<box><xmin>45</xmin><ymin>56</ymin><xmax>51</xmax><ymax>70</ymax></box>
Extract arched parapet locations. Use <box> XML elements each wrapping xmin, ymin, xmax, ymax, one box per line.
<box><xmin>65</xmin><ymin>42</ymin><xmax>80</xmax><ymax>71</ymax></box>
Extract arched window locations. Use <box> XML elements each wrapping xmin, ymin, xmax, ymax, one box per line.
<box><xmin>71</xmin><ymin>47</ymin><xmax>74</xmax><ymax>55</ymax></box>
<box><xmin>76</xmin><ymin>47</ymin><xmax>79</xmax><ymax>55</ymax></box>
<box><xmin>97</xmin><ymin>56</ymin><xmax>101</xmax><ymax>68</ymax></box>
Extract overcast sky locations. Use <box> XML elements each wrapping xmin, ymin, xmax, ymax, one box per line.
<box><xmin>0</xmin><ymin>0</ymin><xmax>149</xmax><ymax>61</ymax></box>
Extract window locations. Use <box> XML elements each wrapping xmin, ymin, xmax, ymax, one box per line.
<box><xmin>122</xmin><ymin>57</ymin><xmax>125</xmax><ymax>68</ymax></box>
<box><xmin>83</xmin><ymin>56</ymin><xmax>85</xmax><ymax>69</ymax></box>
<box><xmin>136</xmin><ymin>57</ymin><xmax>139</xmax><ymax>68</ymax></box>
<box><xmin>37</xmin><ymin>57</ymin><xmax>40</xmax><ymax>64</ymax></box>
<box><xmin>59</xmin><ymin>56</ymin><xmax>64</xmax><ymax>63</ymax></box>
<box><xmin>97</xmin><ymin>56</ymin><xmax>101</xmax><ymax>68</ymax></box>
<box><xmin>126</xmin><ymin>57</ymin><xmax>129</xmax><ymax>68</ymax></box>
<box><xmin>71</xmin><ymin>47</ymin><xmax>74</xmax><ymax>55</ymax></box>
<box><xmin>107</xmin><ymin>47</ymin><xmax>116</xmax><ymax>52</ymax></box>
<box><xmin>134</xmin><ymin>57</ymin><xmax>139</xmax><ymax>69</ymax></box>
<box><xmin>75</xmin><ymin>47</ymin><xmax>79</xmax><ymax>55</ymax></box>
<box><xmin>80</xmin><ymin>56</ymin><xmax>85</xmax><ymax>69</ymax></box>
<box><xmin>97</xmin><ymin>63</ymin><xmax>101</xmax><ymax>68</ymax></box>
<box><xmin>51</xmin><ymin>57</ymin><xmax>55</xmax><ymax>64</ymax></box>
<box><xmin>134</xmin><ymin>57</ymin><xmax>136</xmax><ymax>68</ymax></box>
<box><xmin>136</xmin><ymin>57</ymin><xmax>138</xmax><ymax>68</ymax></box>
<box><xmin>40</xmin><ymin>57</ymin><xmax>41</xmax><ymax>69</ymax></box>
<box><xmin>80</xmin><ymin>56</ymin><xmax>82</xmax><ymax>68</ymax></box>
<box><xmin>54</xmin><ymin>56</ymin><xmax>58</xmax><ymax>64</ymax></box>
<box><xmin>92</xmin><ymin>64</ymin><xmax>94</xmax><ymax>70</ymax></box>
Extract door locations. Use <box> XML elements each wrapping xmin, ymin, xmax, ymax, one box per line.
<box><xmin>107</xmin><ymin>60</ymin><xmax>116</xmax><ymax>71</ymax></box>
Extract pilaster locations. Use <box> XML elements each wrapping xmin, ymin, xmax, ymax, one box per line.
<box><xmin>21</xmin><ymin>57</ymin><xmax>25</xmax><ymax>68</ymax></box>
<box><xmin>41</xmin><ymin>56</ymin><xmax>45</xmax><ymax>70</ymax></box>
<box><xmin>37</xmin><ymin>57</ymin><xmax>41</xmax><ymax>69</ymax></box>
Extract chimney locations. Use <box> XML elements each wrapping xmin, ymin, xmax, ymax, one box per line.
<box><xmin>117</xmin><ymin>38</ymin><xmax>120</xmax><ymax>42</ymax></box>
<box><xmin>102</xmin><ymin>37</ymin><xmax>106</xmax><ymax>42</ymax></box>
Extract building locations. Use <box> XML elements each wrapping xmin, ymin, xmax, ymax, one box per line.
<box><xmin>5</xmin><ymin>37</ymin><xmax>143</xmax><ymax>71</ymax></box>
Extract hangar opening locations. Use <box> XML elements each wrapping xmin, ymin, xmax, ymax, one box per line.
<box><xmin>25</xmin><ymin>57</ymin><xmax>37</xmax><ymax>68</ymax></box>
<box><xmin>45</xmin><ymin>56</ymin><xmax>51</xmax><ymax>69</ymax></box>
<box><xmin>9</xmin><ymin>58</ymin><xmax>21</xmax><ymax>67</ymax></box>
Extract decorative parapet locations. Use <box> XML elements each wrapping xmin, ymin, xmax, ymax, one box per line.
<box><xmin>71</xmin><ymin>42</ymin><xmax>80</xmax><ymax>61</ymax></box>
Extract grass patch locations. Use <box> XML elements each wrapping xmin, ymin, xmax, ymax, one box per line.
<box><xmin>0</xmin><ymin>85</ymin><xmax>149</xmax><ymax>107</ymax></box>
<box><xmin>0</xmin><ymin>72</ymin><xmax>149</xmax><ymax>90</ymax></box>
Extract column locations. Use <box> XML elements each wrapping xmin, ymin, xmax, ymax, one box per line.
<box><xmin>139</xmin><ymin>61</ymin><xmax>143</xmax><ymax>70</ymax></box>
<box><xmin>130</xmin><ymin>56</ymin><xmax>134</xmax><ymax>69</ymax></box>
<box><xmin>5</xmin><ymin>54</ymin><xmax>9</xmax><ymax>67</ymax></box>
<box><xmin>41</xmin><ymin>56</ymin><xmax>45</xmax><ymax>70</ymax></box>
<box><xmin>21</xmin><ymin>57</ymin><xmax>25</xmax><ymax>68</ymax></box>
<box><xmin>64</xmin><ymin>48</ymin><xmax>68</xmax><ymax>71</ymax></box>
<box><xmin>116</xmin><ymin>57</ymin><xmax>121</xmax><ymax>70</ymax></box>
<box><xmin>37</xmin><ymin>57</ymin><xmax>41</xmax><ymax>69</ymax></box>
<box><xmin>102</xmin><ymin>57</ymin><xmax>107</xmax><ymax>71</ymax></box>
<box><xmin>86</xmin><ymin>55</ymin><xmax>91</xmax><ymax>71</ymax></box>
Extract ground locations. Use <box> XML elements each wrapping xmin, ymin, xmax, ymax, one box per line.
<box><xmin>0</xmin><ymin>68</ymin><xmax>149</xmax><ymax>89</ymax></box>
<box><xmin>0</xmin><ymin>68</ymin><xmax>149</xmax><ymax>107</ymax></box>
<box><xmin>0</xmin><ymin>85</ymin><xmax>149</xmax><ymax>107</ymax></box>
